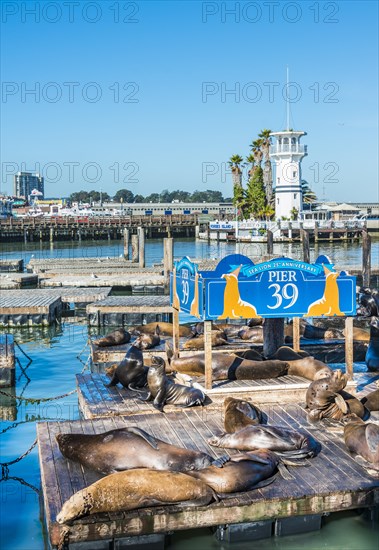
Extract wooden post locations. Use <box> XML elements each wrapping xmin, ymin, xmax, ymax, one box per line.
<box><xmin>314</xmin><ymin>221</ymin><xmax>319</xmax><ymax>243</ymax></box>
<box><xmin>266</xmin><ymin>230</ymin><xmax>274</xmax><ymax>255</ymax></box>
<box><xmin>131</xmin><ymin>234</ymin><xmax>139</xmax><ymax>263</ymax></box>
<box><xmin>362</xmin><ymin>228</ymin><xmax>371</xmax><ymax>288</ymax></box>
<box><xmin>138</xmin><ymin>227</ymin><xmax>145</xmax><ymax>268</ymax></box>
<box><xmin>344</xmin><ymin>316</ymin><xmax>354</xmax><ymax>379</ymax></box>
<box><xmin>293</xmin><ymin>317</ymin><xmax>300</xmax><ymax>352</ymax></box>
<box><xmin>123</xmin><ymin>228</ymin><xmax>129</xmax><ymax>260</ymax></box>
<box><xmin>263</xmin><ymin>318</ymin><xmax>284</xmax><ymax>358</ymax></box>
<box><xmin>301</xmin><ymin>229</ymin><xmax>310</xmax><ymax>263</ymax></box>
<box><xmin>195</xmin><ymin>225</ymin><xmax>200</xmax><ymax>239</ymax></box>
<box><xmin>172</xmin><ymin>308</ymin><xmax>180</xmax><ymax>358</ymax></box>
<box><xmin>163</xmin><ymin>237</ymin><xmax>173</xmax><ymax>292</ymax></box>
<box><xmin>49</xmin><ymin>227</ymin><xmax>54</xmax><ymax>243</ymax></box>
<box><xmin>0</xmin><ymin>334</ymin><xmax>15</xmax><ymax>387</ymax></box>
<box><xmin>204</xmin><ymin>320</ymin><xmax>213</xmax><ymax>390</ymax></box>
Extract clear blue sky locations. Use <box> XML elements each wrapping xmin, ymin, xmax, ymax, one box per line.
<box><xmin>1</xmin><ymin>0</ymin><xmax>378</xmax><ymax>202</ymax></box>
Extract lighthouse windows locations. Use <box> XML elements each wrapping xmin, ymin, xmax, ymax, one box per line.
<box><xmin>293</xmin><ymin>171</ymin><xmax>297</xmax><ymax>178</ymax></box>
<box><xmin>294</xmin><ymin>194</ymin><xmax>297</xmax><ymax>199</ymax></box>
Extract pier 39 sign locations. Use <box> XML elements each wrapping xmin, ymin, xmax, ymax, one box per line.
<box><xmin>170</xmin><ymin>254</ymin><xmax>356</xmax><ymax>320</ymax></box>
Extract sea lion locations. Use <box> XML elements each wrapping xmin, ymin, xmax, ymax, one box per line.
<box><xmin>343</xmin><ymin>326</ymin><xmax>370</xmax><ymax>342</ymax></box>
<box><xmin>56</xmin><ymin>469</ymin><xmax>215</xmax><ymax>524</ymax></box>
<box><xmin>56</xmin><ymin>426</ymin><xmax>214</xmax><ymax>475</ymax></box>
<box><xmin>139</xmin><ymin>356</ymin><xmax>205</xmax><ymax>411</ymax></box>
<box><xmin>183</xmin><ymin>331</ymin><xmax>228</xmax><ymax>350</ymax></box>
<box><xmin>269</xmin><ymin>346</ymin><xmax>310</xmax><ymax>361</ymax></box>
<box><xmin>287</xmin><ymin>357</ymin><xmax>333</xmax><ymax>381</ymax></box>
<box><xmin>237</xmin><ymin>326</ymin><xmax>264</xmax><ymax>342</ymax></box>
<box><xmin>131</xmin><ymin>322</ymin><xmax>192</xmax><ymax>337</ymax></box>
<box><xmin>357</xmin><ymin>290</ymin><xmax>379</xmax><ymax>318</ymax></box>
<box><xmin>165</xmin><ymin>345</ymin><xmax>288</xmax><ymax>380</ymax></box>
<box><xmin>208</xmin><ymin>425</ymin><xmax>320</xmax><ymax>459</ymax></box>
<box><xmin>224</xmin><ymin>397</ymin><xmax>262</xmax><ymax>433</ymax></box>
<box><xmin>187</xmin><ymin>450</ymin><xmax>282</xmax><ymax>496</ymax></box>
<box><xmin>343</xmin><ymin>414</ymin><xmax>379</xmax><ymax>472</ymax></box>
<box><xmin>234</xmin><ymin>349</ymin><xmax>264</xmax><ymax>361</ymax></box>
<box><xmin>305</xmin><ymin>369</ymin><xmax>366</xmax><ymax>421</ymax></box>
<box><xmin>366</xmin><ymin>317</ymin><xmax>379</xmax><ymax>371</ymax></box>
<box><xmin>93</xmin><ymin>328</ymin><xmax>131</xmax><ymax>347</ymax></box>
<box><xmin>247</xmin><ymin>318</ymin><xmax>264</xmax><ymax>327</ymax></box>
<box><xmin>106</xmin><ymin>345</ymin><xmax>147</xmax><ymax>391</ymax></box>
<box><xmin>134</xmin><ymin>325</ymin><xmax>161</xmax><ymax>350</ymax></box>
<box><xmin>360</xmin><ymin>382</ymin><xmax>379</xmax><ymax>411</ymax></box>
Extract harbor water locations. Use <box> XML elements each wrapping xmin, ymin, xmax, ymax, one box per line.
<box><xmin>0</xmin><ymin>238</ymin><xmax>378</xmax><ymax>550</ymax></box>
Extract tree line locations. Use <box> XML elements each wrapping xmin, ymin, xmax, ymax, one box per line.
<box><xmin>68</xmin><ymin>189</ymin><xmax>232</xmax><ymax>204</ymax></box>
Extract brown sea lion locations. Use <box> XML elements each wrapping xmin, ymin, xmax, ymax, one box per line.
<box><xmin>224</xmin><ymin>397</ymin><xmax>262</xmax><ymax>433</ymax></box>
<box><xmin>165</xmin><ymin>345</ymin><xmax>288</xmax><ymax>381</ymax></box>
<box><xmin>234</xmin><ymin>348</ymin><xmax>264</xmax><ymax>361</ymax></box>
<box><xmin>187</xmin><ymin>450</ymin><xmax>282</xmax><ymax>496</ymax></box>
<box><xmin>183</xmin><ymin>330</ymin><xmax>228</xmax><ymax>350</ymax></box>
<box><xmin>287</xmin><ymin>357</ymin><xmax>333</xmax><ymax>381</ymax></box>
<box><xmin>343</xmin><ymin>414</ymin><xmax>379</xmax><ymax>472</ymax></box>
<box><xmin>134</xmin><ymin>325</ymin><xmax>161</xmax><ymax>350</ymax></box>
<box><xmin>131</xmin><ymin>322</ymin><xmax>192</xmax><ymax>337</ymax></box>
<box><xmin>343</xmin><ymin>327</ymin><xmax>370</xmax><ymax>342</ymax></box>
<box><xmin>237</xmin><ymin>326</ymin><xmax>264</xmax><ymax>342</ymax></box>
<box><xmin>360</xmin><ymin>382</ymin><xmax>379</xmax><ymax>411</ymax></box>
<box><xmin>56</xmin><ymin>469</ymin><xmax>215</xmax><ymax>524</ymax></box>
<box><xmin>138</xmin><ymin>356</ymin><xmax>205</xmax><ymax>411</ymax></box>
<box><xmin>208</xmin><ymin>425</ymin><xmax>320</xmax><ymax>459</ymax></box>
<box><xmin>269</xmin><ymin>346</ymin><xmax>310</xmax><ymax>361</ymax></box>
<box><xmin>106</xmin><ymin>345</ymin><xmax>148</xmax><ymax>391</ymax></box>
<box><xmin>305</xmin><ymin>370</ymin><xmax>366</xmax><ymax>421</ymax></box>
<box><xmin>56</xmin><ymin>426</ymin><xmax>214</xmax><ymax>475</ymax></box>
<box><xmin>93</xmin><ymin>328</ymin><xmax>131</xmax><ymax>347</ymax></box>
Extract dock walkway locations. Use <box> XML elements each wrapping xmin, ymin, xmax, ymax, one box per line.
<box><xmin>87</xmin><ymin>295</ymin><xmax>173</xmax><ymax>326</ymax></box>
<box><xmin>38</xmin><ymin>400</ymin><xmax>379</xmax><ymax>549</ymax></box>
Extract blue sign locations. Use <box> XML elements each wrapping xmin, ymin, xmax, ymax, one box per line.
<box><xmin>165</xmin><ymin>209</ymin><xmax>173</xmax><ymax>215</ymax></box>
<box><xmin>145</xmin><ymin>209</ymin><xmax>153</xmax><ymax>215</ymax></box>
<box><xmin>183</xmin><ymin>209</ymin><xmax>191</xmax><ymax>215</ymax></box>
<box><xmin>203</xmin><ymin>254</ymin><xmax>356</xmax><ymax>320</ymax></box>
<box><xmin>170</xmin><ymin>257</ymin><xmax>203</xmax><ymax>318</ymax></box>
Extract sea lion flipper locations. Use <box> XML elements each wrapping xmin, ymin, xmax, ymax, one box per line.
<box><xmin>277</xmin><ymin>463</ymin><xmax>294</xmax><ymax>480</ymax></box>
<box><xmin>335</xmin><ymin>393</ymin><xmax>348</xmax><ymax>414</ymax></box>
<box><xmin>125</xmin><ymin>427</ymin><xmax>159</xmax><ymax>449</ymax></box>
<box><xmin>366</xmin><ymin>424</ymin><xmax>379</xmax><ymax>453</ymax></box>
<box><xmin>236</xmin><ymin>402</ymin><xmax>258</xmax><ymax>420</ymax></box>
<box><xmin>105</xmin><ymin>373</ymin><xmax>119</xmax><ymax>387</ymax></box>
<box><xmin>212</xmin><ymin>455</ymin><xmax>231</xmax><ymax>468</ymax></box>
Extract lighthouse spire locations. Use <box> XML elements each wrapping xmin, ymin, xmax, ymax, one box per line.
<box><xmin>286</xmin><ymin>66</ymin><xmax>290</xmax><ymax>131</ymax></box>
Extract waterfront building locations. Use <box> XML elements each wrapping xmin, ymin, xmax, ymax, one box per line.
<box><xmin>14</xmin><ymin>171</ymin><xmax>44</xmax><ymax>199</ymax></box>
<box><xmin>269</xmin><ymin>131</ymin><xmax>307</xmax><ymax>220</ymax></box>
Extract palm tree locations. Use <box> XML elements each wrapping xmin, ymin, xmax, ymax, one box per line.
<box><xmin>250</xmin><ymin>139</ymin><xmax>263</xmax><ymax>167</ymax></box>
<box><xmin>228</xmin><ymin>154</ymin><xmax>244</xmax><ymax>188</ymax></box>
<box><xmin>301</xmin><ymin>180</ymin><xmax>318</xmax><ymax>205</ymax></box>
<box><xmin>245</xmin><ymin>153</ymin><xmax>256</xmax><ymax>180</ymax></box>
<box><xmin>259</xmin><ymin>129</ymin><xmax>273</xmax><ymax>205</ymax></box>
<box><xmin>258</xmin><ymin>204</ymin><xmax>275</xmax><ymax>221</ymax></box>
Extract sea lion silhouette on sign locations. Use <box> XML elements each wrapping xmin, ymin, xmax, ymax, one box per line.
<box><xmin>190</xmin><ymin>270</ymin><xmax>201</xmax><ymax>318</ymax></box>
<box><xmin>305</xmin><ymin>265</ymin><xmax>343</xmax><ymax>317</ymax></box>
<box><xmin>218</xmin><ymin>265</ymin><xmax>260</xmax><ymax>319</ymax></box>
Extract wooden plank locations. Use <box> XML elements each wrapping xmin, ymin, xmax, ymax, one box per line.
<box><xmin>345</xmin><ymin>316</ymin><xmax>354</xmax><ymax>379</ymax></box>
<box><xmin>204</xmin><ymin>321</ymin><xmax>213</xmax><ymax>390</ymax></box>
<box><xmin>293</xmin><ymin>317</ymin><xmax>300</xmax><ymax>352</ymax></box>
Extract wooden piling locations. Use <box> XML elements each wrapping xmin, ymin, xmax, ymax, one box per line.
<box><xmin>301</xmin><ymin>229</ymin><xmax>310</xmax><ymax>263</ymax></box>
<box><xmin>138</xmin><ymin>227</ymin><xmax>145</xmax><ymax>268</ymax></box>
<box><xmin>362</xmin><ymin>228</ymin><xmax>371</xmax><ymax>288</ymax></box>
<box><xmin>267</xmin><ymin>230</ymin><xmax>274</xmax><ymax>255</ymax></box>
<box><xmin>131</xmin><ymin>234</ymin><xmax>139</xmax><ymax>263</ymax></box>
<box><xmin>263</xmin><ymin>318</ymin><xmax>284</xmax><ymax>358</ymax></box>
<box><xmin>163</xmin><ymin>237</ymin><xmax>173</xmax><ymax>291</ymax></box>
<box><xmin>292</xmin><ymin>317</ymin><xmax>300</xmax><ymax>352</ymax></box>
<box><xmin>344</xmin><ymin>316</ymin><xmax>354</xmax><ymax>379</ymax></box>
<box><xmin>123</xmin><ymin>228</ymin><xmax>129</xmax><ymax>260</ymax></box>
<box><xmin>204</xmin><ymin>320</ymin><xmax>213</xmax><ymax>390</ymax></box>
<box><xmin>0</xmin><ymin>334</ymin><xmax>15</xmax><ymax>387</ymax></box>
<box><xmin>172</xmin><ymin>308</ymin><xmax>180</xmax><ymax>358</ymax></box>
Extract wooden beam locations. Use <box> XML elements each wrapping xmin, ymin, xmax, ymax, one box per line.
<box><xmin>138</xmin><ymin>227</ymin><xmax>145</xmax><ymax>268</ymax></box>
<box><xmin>123</xmin><ymin>228</ymin><xmax>129</xmax><ymax>260</ymax></box>
<box><xmin>131</xmin><ymin>234</ymin><xmax>139</xmax><ymax>263</ymax></box>
<box><xmin>266</xmin><ymin>230</ymin><xmax>274</xmax><ymax>255</ymax></box>
<box><xmin>292</xmin><ymin>317</ymin><xmax>300</xmax><ymax>352</ymax></box>
<box><xmin>263</xmin><ymin>318</ymin><xmax>284</xmax><ymax>357</ymax></box>
<box><xmin>362</xmin><ymin>228</ymin><xmax>371</xmax><ymax>288</ymax></box>
<box><xmin>172</xmin><ymin>309</ymin><xmax>180</xmax><ymax>359</ymax></box>
<box><xmin>345</xmin><ymin>316</ymin><xmax>354</xmax><ymax>379</ymax></box>
<box><xmin>204</xmin><ymin>320</ymin><xmax>213</xmax><ymax>390</ymax></box>
<box><xmin>163</xmin><ymin>238</ymin><xmax>173</xmax><ymax>291</ymax></box>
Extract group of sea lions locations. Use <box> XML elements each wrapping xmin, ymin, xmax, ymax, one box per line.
<box><xmin>56</xmin><ymin>396</ymin><xmax>320</xmax><ymax>524</ymax></box>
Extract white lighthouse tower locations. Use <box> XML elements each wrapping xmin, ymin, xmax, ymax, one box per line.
<box><xmin>269</xmin><ymin>130</ymin><xmax>307</xmax><ymax>220</ymax></box>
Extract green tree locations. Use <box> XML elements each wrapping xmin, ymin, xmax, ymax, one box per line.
<box><xmin>133</xmin><ymin>194</ymin><xmax>145</xmax><ymax>202</ymax></box>
<box><xmin>250</xmin><ymin>139</ymin><xmax>263</xmax><ymax>167</ymax></box>
<box><xmin>301</xmin><ymin>180</ymin><xmax>317</xmax><ymax>205</ymax></box>
<box><xmin>245</xmin><ymin>166</ymin><xmax>266</xmax><ymax>218</ymax></box>
<box><xmin>114</xmin><ymin>189</ymin><xmax>134</xmax><ymax>203</ymax></box>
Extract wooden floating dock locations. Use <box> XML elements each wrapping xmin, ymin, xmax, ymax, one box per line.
<box><xmin>76</xmin><ymin>372</ymin><xmax>357</xmax><ymax>419</ymax></box>
<box><xmin>38</xmin><ymin>402</ymin><xmax>379</xmax><ymax>549</ymax></box>
<box><xmin>0</xmin><ymin>290</ymin><xmax>62</xmax><ymax>327</ymax></box>
<box><xmin>87</xmin><ymin>295</ymin><xmax>173</xmax><ymax>326</ymax></box>
<box><xmin>0</xmin><ymin>273</ymin><xmax>38</xmax><ymax>289</ymax></box>
<box><xmin>0</xmin><ymin>334</ymin><xmax>15</xmax><ymax>387</ymax></box>
<box><xmin>0</xmin><ymin>258</ymin><xmax>24</xmax><ymax>272</ymax></box>
<box><xmin>40</xmin><ymin>272</ymin><xmax>165</xmax><ymax>289</ymax></box>
<box><xmin>43</xmin><ymin>287</ymin><xmax>112</xmax><ymax>304</ymax></box>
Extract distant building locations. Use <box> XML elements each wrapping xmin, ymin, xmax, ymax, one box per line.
<box><xmin>14</xmin><ymin>172</ymin><xmax>44</xmax><ymax>199</ymax></box>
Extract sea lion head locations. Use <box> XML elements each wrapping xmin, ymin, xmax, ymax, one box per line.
<box><xmin>340</xmin><ymin>413</ymin><xmax>365</xmax><ymax>426</ymax></box>
<box><xmin>57</xmin><ymin>490</ymin><xmax>93</xmax><ymax>524</ymax></box>
<box><xmin>150</xmin><ymin>355</ymin><xmax>166</xmax><ymax>372</ymax></box>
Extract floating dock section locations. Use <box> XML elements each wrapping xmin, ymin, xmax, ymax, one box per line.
<box><xmin>87</xmin><ymin>295</ymin><xmax>173</xmax><ymax>326</ymax></box>
<box><xmin>38</xmin><ymin>402</ymin><xmax>379</xmax><ymax>549</ymax></box>
<box><xmin>0</xmin><ymin>290</ymin><xmax>62</xmax><ymax>327</ymax></box>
